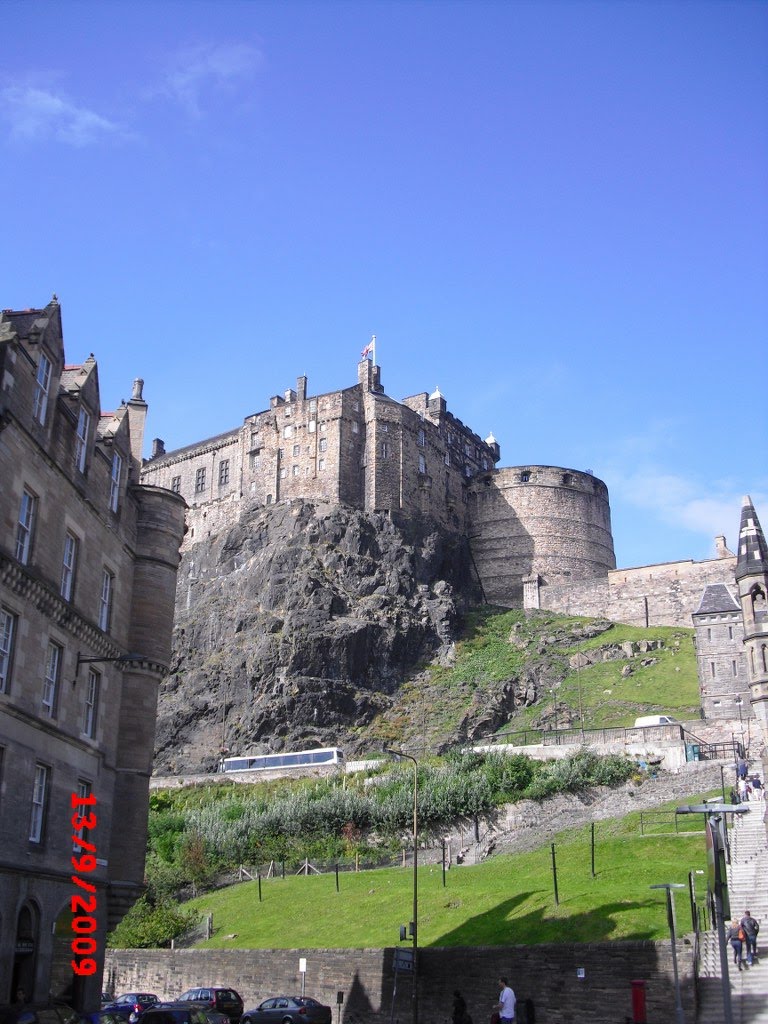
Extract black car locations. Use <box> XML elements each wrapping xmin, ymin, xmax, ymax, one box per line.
<box><xmin>0</xmin><ymin>1005</ymin><xmax>85</xmax><ymax>1024</ymax></box>
<box><xmin>175</xmin><ymin>992</ymin><xmax>242</xmax><ymax>1024</ymax></box>
<box><xmin>241</xmin><ymin>998</ymin><xmax>331</xmax><ymax>1024</ymax></box>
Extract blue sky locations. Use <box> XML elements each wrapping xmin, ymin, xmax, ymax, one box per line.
<box><xmin>2</xmin><ymin>0</ymin><xmax>766</xmax><ymax>570</ymax></box>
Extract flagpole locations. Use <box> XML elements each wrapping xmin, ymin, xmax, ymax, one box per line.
<box><xmin>371</xmin><ymin>334</ymin><xmax>376</xmax><ymax>365</ymax></box>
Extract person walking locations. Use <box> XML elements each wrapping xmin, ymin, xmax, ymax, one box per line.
<box><xmin>737</xmin><ymin>756</ymin><xmax>748</xmax><ymax>780</ymax></box>
<box><xmin>495</xmin><ymin>978</ymin><xmax>516</xmax><ymax>1024</ymax></box>
<box><xmin>740</xmin><ymin>909</ymin><xmax>760</xmax><ymax>965</ymax></box>
<box><xmin>728</xmin><ymin>918</ymin><xmax>746</xmax><ymax>970</ymax></box>
<box><xmin>750</xmin><ymin>775</ymin><xmax>764</xmax><ymax>801</ymax></box>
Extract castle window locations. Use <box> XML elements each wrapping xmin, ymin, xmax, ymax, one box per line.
<box><xmin>732</xmin><ymin>660</ymin><xmax>737</xmax><ymax>677</ymax></box>
<box><xmin>33</xmin><ymin>353</ymin><xmax>52</xmax><ymax>425</ymax></box>
<box><xmin>381</xmin><ymin>442</ymin><xmax>389</xmax><ymax>458</ymax></box>
<box><xmin>219</xmin><ymin>460</ymin><xmax>230</xmax><ymax>486</ymax></box>
<box><xmin>292</xmin><ymin>465</ymin><xmax>299</xmax><ymax>477</ymax></box>
<box><xmin>285</xmin><ymin>406</ymin><xmax>292</xmax><ymax>417</ymax></box>
<box><xmin>445</xmin><ymin>453</ymin><xmax>450</xmax><ymax>466</ymax></box>
<box><xmin>293</xmin><ymin>444</ymin><xmax>300</xmax><ymax>457</ymax></box>
<box><xmin>278</xmin><ymin>448</ymin><xmax>284</xmax><ymax>459</ymax></box>
<box><xmin>319</xmin><ymin>438</ymin><xmax>328</xmax><ymax>453</ymax></box>
<box><xmin>352</xmin><ymin>421</ymin><xmax>359</xmax><ymax>434</ymax></box>
<box><xmin>309</xmin><ymin>420</ymin><xmax>316</xmax><ymax>433</ymax></box>
<box><xmin>482</xmin><ymin>458</ymin><xmax>488</xmax><ymax>471</ymax></box>
<box><xmin>310</xmin><ymin>400</ymin><xmax>317</xmax><ymax>412</ymax></box>
<box><xmin>284</xmin><ymin>425</ymin><xmax>293</xmax><ymax>438</ymax></box>
<box><xmin>171</xmin><ymin>475</ymin><xmax>181</xmax><ymax>493</ymax></box>
<box><xmin>75</xmin><ymin>407</ymin><xmax>90</xmax><ymax>473</ymax></box>
<box><xmin>195</xmin><ymin>467</ymin><xmax>206</xmax><ymax>493</ymax></box>
<box><xmin>320</xmin><ymin>421</ymin><xmax>327</xmax><ymax>432</ymax></box>
<box><xmin>520</xmin><ymin>471</ymin><xmax>530</xmax><ymax>483</ymax></box>
<box><xmin>418</xmin><ymin>429</ymin><xmax>426</xmax><ymax>447</ymax></box>
<box><xmin>710</xmin><ymin>661</ymin><xmax>716</xmax><ymax>678</ymax></box>
<box><xmin>318</xmin><ymin>459</ymin><xmax>325</xmax><ymax>471</ymax></box>
<box><xmin>266</xmin><ymin>494</ymin><xmax>272</xmax><ymax>504</ymax></box>
<box><xmin>728</xmin><ymin>626</ymin><xmax>733</xmax><ymax>640</ymax></box>
<box><xmin>381</xmin><ymin>423</ymin><xmax>389</xmax><ymax>433</ymax></box>
<box><xmin>418</xmin><ymin>454</ymin><xmax>426</xmax><ymax>474</ymax></box>
<box><xmin>279</xmin><ymin>468</ymin><xmax>287</xmax><ymax>479</ymax></box>
<box><xmin>707</xmin><ymin>628</ymin><xmax>712</xmax><ymax>642</ymax></box>
<box><xmin>250</xmin><ymin>454</ymin><xmax>260</xmax><ymax>470</ymax></box>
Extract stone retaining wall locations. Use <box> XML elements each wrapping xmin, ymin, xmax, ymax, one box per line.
<box><xmin>105</xmin><ymin>941</ymin><xmax>695</xmax><ymax>1024</ymax></box>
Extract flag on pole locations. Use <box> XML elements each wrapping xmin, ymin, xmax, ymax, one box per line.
<box><xmin>361</xmin><ymin>335</ymin><xmax>375</xmax><ymax>360</ymax></box>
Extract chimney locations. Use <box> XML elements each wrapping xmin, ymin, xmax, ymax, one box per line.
<box><xmin>126</xmin><ymin>378</ymin><xmax>148</xmax><ymax>468</ymax></box>
<box><xmin>151</xmin><ymin>438</ymin><xmax>166</xmax><ymax>459</ymax></box>
<box><xmin>297</xmin><ymin>376</ymin><xmax>307</xmax><ymax>403</ymax></box>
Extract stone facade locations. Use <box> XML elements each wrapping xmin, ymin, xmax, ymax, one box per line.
<box><xmin>691</xmin><ymin>584</ymin><xmax>750</xmax><ymax>720</ymax></box>
<box><xmin>734</xmin><ymin>496</ymin><xmax>768</xmax><ymax>726</ymax></box>
<box><xmin>104</xmin><ymin>941</ymin><xmax>695</xmax><ymax>1024</ymax></box>
<box><xmin>0</xmin><ymin>299</ymin><xmax>186</xmax><ymax>1009</ymax></box>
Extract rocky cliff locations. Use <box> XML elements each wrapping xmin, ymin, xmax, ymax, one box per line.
<box><xmin>153</xmin><ymin>500</ymin><xmax>479</xmax><ymax>773</ymax></box>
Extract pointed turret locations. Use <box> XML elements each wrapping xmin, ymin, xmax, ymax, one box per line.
<box><xmin>734</xmin><ymin>496</ymin><xmax>768</xmax><ymax>726</ymax></box>
<box><xmin>735</xmin><ymin>495</ymin><xmax>768</xmax><ymax>580</ymax></box>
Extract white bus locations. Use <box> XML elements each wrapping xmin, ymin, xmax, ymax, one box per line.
<box><xmin>219</xmin><ymin>747</ymin><xmax>345</xmax><ymax>773</ymax></box>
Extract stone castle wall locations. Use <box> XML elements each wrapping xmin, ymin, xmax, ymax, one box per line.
<box><xmin>105</xmin><ymin>940</ymin><xmax>694</xmax><ymax>1024</ymax></box>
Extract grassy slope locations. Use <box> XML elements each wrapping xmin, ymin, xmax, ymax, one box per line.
<box><xmin>185</xmin><ymin>792</ymin><xmax>716</xmax><ymax>949</ymax></box>
<box><xmin>364</xmin><ymin>609</ymin><xmax>700</xmax><ymax>749</ymax></box>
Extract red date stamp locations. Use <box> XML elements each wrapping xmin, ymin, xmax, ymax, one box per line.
<box><xmin>70</xmin><ymin>790</ymin><xmax>98</xmax><ymax>976</ymax></box>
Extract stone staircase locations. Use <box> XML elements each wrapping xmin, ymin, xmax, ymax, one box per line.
<box><xmin>696</xmin><ymin>784</ymin><xmax>768</xmax><ymax>1023</ymax></box>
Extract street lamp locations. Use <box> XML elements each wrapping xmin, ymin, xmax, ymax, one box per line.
<box><xmin>676</xmin><ymin>803</ymin><xmax>750</xmax><ymax>1024</ymax></box>
<box><xmin>384</xmin><ymin>748</ymin><xmax>418</xmax><ymax>1024</ymax></box>
<box><xmin>72</xmin><ymin>651</ymin><xmax>147</xmax><ymax>686</ymax></box>
<box><xmin>650</xmin><ymin>883</ymin><xmax>686</xmax><ymax>1024</ymax></box>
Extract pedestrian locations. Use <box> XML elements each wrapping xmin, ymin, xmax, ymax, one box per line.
<box><xmin>737</xmin><ymin>757</ymin><xmax>748</xmax><ymax>780</ymax></box>
<box><xmin>740</xmin><ymin>909</ymin><xmax>760</xmax><ymax>965</ymax></box>
<box><xmin>737</xmin><ymin>777</ymin><xmax>749</xmax><ymax>802</ymax></box>
<box><xmin>727</xmin><ymin>918</ymin><xmax>746</xmax><ymax>970</ymax></box>
<box><xmin>495</xmin><ymin>977</ymin><xmax>516</xmax><ymax>1024</ymax></box>
<box><xmin>751</xmin><ymin>776</ymin><xmax>764</xmax><ymax>801</ymax></box>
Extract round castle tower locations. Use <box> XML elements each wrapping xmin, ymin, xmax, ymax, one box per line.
<box><xmin>467</xmin><ymin>465</ymin><xmax>616</xmax><ymax>606</ymax></box>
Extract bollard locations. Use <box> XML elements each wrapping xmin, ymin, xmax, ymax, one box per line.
<box><xmin>631</xmin><ymin>979</ymin><xmax>647</xmax><ymax>1024</ymax></box>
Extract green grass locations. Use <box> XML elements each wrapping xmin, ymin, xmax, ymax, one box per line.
<box><xmin>183</xmin><ymin>791</ymin><xmax>715</xmax><ymax>949</ymax></box>
<box><xmin>363</xmin><ymin>609</ymin><xmax>700</xmax><ymax>748</ymax></box>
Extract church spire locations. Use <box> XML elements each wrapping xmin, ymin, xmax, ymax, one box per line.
<box><xmin>735</xmin><ymin>494</ymin><xmax>768</xmax><ymax>580</ymax></box>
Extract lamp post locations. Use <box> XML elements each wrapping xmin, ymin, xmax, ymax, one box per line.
<box><xmin>676</xmin><ymin>803</ymin><xmax>750</xmax><ymax>1024</ymax></box>
<box><xmin>72</xmin><ymin>651</ymin><xmax>147</xmax><ymax>686</ymax></box>
<box><xmin>384</xmin><ymin>748</ymin><xmax>418</xmax><ymax>1024</ymax></box>
<box><xmin>650</xmin><ymin>883</ymin><xmax>686</xmax><ymax>1024</ymax></box>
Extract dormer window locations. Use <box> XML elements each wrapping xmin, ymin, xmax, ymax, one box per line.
<box><xmin>520</xmin><ymin>471</ymin><xmax>530</xmax><ymax>483</ymax></box>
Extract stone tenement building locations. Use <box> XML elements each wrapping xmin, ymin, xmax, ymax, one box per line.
<box><xmin>0</xmin><ymin>299</ymin><xmax>185</xmax><ymax>1008</ymax></box>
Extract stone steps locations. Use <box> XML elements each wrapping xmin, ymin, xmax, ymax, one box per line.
<box><xmin>696</xmin><ymin>781</ymin><xmax>768</xmax><ymax>1023</ymax></box>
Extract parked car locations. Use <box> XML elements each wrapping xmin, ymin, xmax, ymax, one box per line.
<box><xmin>140</xmin><ymin>1004</ymin><xmax>228</xmax><ymax>1024</ymax></box>
<box><xmin>0</xmin><ymin>1005</ymin><xmax>86</xmax><ymax>1024</ymax></box>
<box><xmin>175</xmin><ymin>991</ymin><xmax>242</xmax><ymax>1024</ymax></box>
<box><xmin>101</xmin><ymin>997</ymin><xmax>159</xmax><ymax>1022</ymax></box>
<box><xmin>131</xmin><ymin>1008</ymin><xmax>211</xmax><ymax>1024</ymax></box>
<box><xmin>241</xmin><ymin>998</ymin><xmax>331</xmax><ymax>1024</ymax></box>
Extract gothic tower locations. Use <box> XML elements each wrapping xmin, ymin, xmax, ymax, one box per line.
<box><xmin>735</xmin><ymin>495</ymin><xmax>768</xmax><ymax>724</ymax></box>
